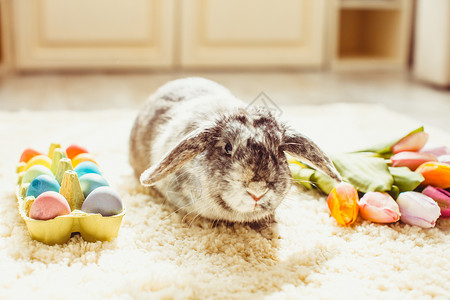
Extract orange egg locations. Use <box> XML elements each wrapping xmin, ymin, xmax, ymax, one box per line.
<box><xmin>66</xmin><ymin>144</ymin><xmax>89</xmax><ymax>160</ymax></box>
<box><xmin>19</xmin><ymin>148</ymin><xmax>43</xmax><ymax>163</ymax></box>
<box><xmin>72</xmin><ymin>153</ymin><xmax>97</xmax><ymax>168</ymax></box>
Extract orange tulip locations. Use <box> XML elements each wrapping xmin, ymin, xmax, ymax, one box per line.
<box><xmin>327</xmin><ymin>182</ymin><xmax>359</xmax><ymax>226</ymax></box>
<box><xmin>416</xmin><ymin>162</ymin><xmax>450</xmax><ymax>189</ymax></box>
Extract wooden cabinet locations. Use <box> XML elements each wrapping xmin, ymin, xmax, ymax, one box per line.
<box><xmin>180</xmin><ymin>0</ymin><xmax>327</xmax><ymax>68</ymax></box>
<box><xmin>12</xmin><ymin>0</ymin><xmax>175</xmax><ymax>70</ymax></box>
<box><xmin>0</xmin><ymin>0</ymin><xmax>12</xmax><ymax>73</ymax></box>
<box><xmin>329</xmin><ymin>0</ymin><xmax>413</xmax><ymax>70</ymax></box>
<box><xmin>8</xmin><ymin>0</ymin><xmax>327</xmax><ymax>70</ymax></box>
<box><xmin>6</xmin><ymin>0</ymin><xmax>413</xmax><ymax>70</ymax></box>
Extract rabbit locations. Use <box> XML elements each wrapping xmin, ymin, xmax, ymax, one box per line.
<box><xmin>129</xmin><ymin>77</ymin><xmax>341</xmax><ymax>224</ymax></box>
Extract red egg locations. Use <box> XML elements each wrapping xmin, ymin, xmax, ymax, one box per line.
<box><xmin>29</xmin><ymin>191</ymin><xmax>71</xmax><ymax>220</ymax></box>
<box><xmin>19</xmin><ymin>148</ymin><xmax>43</xmax><ymax>163</ymax></box>
<box><xmin>66</xmin><ymin>144</ymin><xmax>89</xmax><ymax>160</ymax></box>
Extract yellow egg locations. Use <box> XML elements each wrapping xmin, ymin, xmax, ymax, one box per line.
<box><xmin>72</xmin><ymin>153</ymin><xmax>97</xmax><ymax>168</ymax></box>
<box><xmin>25</xmin><ymin>155</ymin><xmax>52</xmax><ymax>171</ymax></box>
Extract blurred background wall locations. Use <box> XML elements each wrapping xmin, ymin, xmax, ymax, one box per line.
<box><xmin>0</xmin><ymin>0</ymin><xmax>449</xmax><ymax>87</ymax></box>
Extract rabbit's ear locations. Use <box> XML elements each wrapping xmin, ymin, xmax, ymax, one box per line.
<box><xmin>281</xmin><ymin>127</ymin><xmax>342</xmax><ymax>183</ymax></box>
<box><xmin>140</xmin><ymin>128</ymin><xmax>210</xmax><ymax>186</ymax></box>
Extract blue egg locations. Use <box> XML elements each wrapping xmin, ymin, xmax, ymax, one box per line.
<box><xmin>26</xmin><ymin>175</ymin><xmax>61</xmax><ymax>198</ymax></box>
<box><xmin>74</xmin><ymin>161</ymin><xmax>102</xmax><ymax>178</ymax></box>
<box><xmin>81</xmin><ymin>186</ymin><xmax>123</xmax><ymax>216</ymax></box>
<box><xmin>79</xmin><ymin>173</ymin><xmax>109</xmax><ymax>198</ymax></box>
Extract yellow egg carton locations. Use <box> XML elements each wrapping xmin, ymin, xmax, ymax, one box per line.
<box><xmin>16</xmin><ymin>143</ymin><xmax>125</xmax><ymax>245</ymax></box>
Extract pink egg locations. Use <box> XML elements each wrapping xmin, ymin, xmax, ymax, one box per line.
<box><xmin>29</xmin><ymin>191</ymin><xmax>71</xmax><ymax>220</ymax></box>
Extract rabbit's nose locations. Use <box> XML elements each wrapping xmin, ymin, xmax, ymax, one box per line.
<box><xmin>246</xmin><ymin>181</ymin><xmax>268</xmax><ymax>202</ymax></box>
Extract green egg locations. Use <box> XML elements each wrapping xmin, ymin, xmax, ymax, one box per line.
<box><xmin>22</xmin><ymin>165</ymin><xmax>54</xmax><ymax>185</ymax></box>
<box><xmin>79</xmin><ymin>173</ymin><xmax>109</xmax><ymax>198</ymax></box>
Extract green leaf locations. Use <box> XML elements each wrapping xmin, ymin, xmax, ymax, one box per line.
<box><xmin>311</xmin><ymin>170</ymin><xmax>336</xmax><ymax>194</ymax></box>
<box><xmin>388</xmin><ymin>167</ymin><xmax>424</xmax><ymax>193</ymax></box>
<box><xmin>357</xmin><ymin>127</ymin><xmax>424</xmax><ymax>156</ymax></box>
<box><xmin>332</xmin><ymin>153</ymin><xmax>393</xmax><ymax>193</ymax></box>
<box><xmin>388</xmin><ymin>185</ymin><xmax>400</xmax><ymax>199</ymax></box>
<box><xmin>289</xmin><ymin>163</ymin><xmax>315</xmax><ymax>190</ymax></box>
<box><xmin>289</xmin><ymin>162</ymin><xmax>336</xmax><ymax>194</ymax></box>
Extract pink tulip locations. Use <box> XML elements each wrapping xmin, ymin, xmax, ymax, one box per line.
<box><xmin>390</xmin><ymin>151</ymin><xmax>438</xmax><ymax>170</ymax></box>
<box><xmin>438</xmin><ymin>155</ymin><xmax>450</xmax><ymax>165</ymax></box>
<box><xmin>396</xmin><ymin>192</ymin><xmax>441</xmax><ymax>228</ymax></box>
<box><xmin>422</xmin><ymin>186</ymin><xmax>450</xmax><ymax>218</ymax></box>
<box><xmin>392</xmin><ymin>132</ymin><xmax>428</xmax><ymax>154</ymax></box>
<box><xmin>358</xmin><ymin>192</ymin><xmax>400</xmax><ymax>223</ymax></box>
<box><xmin>421</xmin><ymin>145</ymin><xmax>450</xmax><ymax>157</ymax></box>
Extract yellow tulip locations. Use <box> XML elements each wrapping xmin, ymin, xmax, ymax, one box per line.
<box><xmin>327</xmin><ymin>182</ymin><xmax>359</xmax><ymax>226</ymax></box>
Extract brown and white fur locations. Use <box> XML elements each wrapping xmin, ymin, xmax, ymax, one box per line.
<box><xmin>129</xmin><ymin>77</ymin><xmax>341</xmax><ymax>224</ymax></box>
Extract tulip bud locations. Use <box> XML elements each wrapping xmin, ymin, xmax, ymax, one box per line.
<box><xmin>421</xmin><ymin>145</ymin><xmax>450</xmax><ymax>157</ymax></box>
<box><xmin>396</xmin><ymin>192</ymin><xmax>441</xmax><ymax>228</ymax></box>
<box><xmin>422</xmin><ymin>186</ymin><xmax>450</xmax><ymax>218</ymax></box>
<box><xmin>327</xmin><ymin>182</ymin><xmax>359</xmax><ymax>226</ymax></box>
<box><xmin>392</xmin><ymin>132</ymin><xmax>428</xmax><ymax>154</ymax></box>
<box><xmin>438</xmin><ymin>155</ymin><xmax>450</xmax><ymax>165</ymax></box>
<box><xmin>358</xmin><ymin>192</ymin><xmax>400</xmax><ymax>223</ymax></box>
<box><xmin>390</xmin><ymin>151</ymin><xmax>437</xmax><ymax>170</ymax></box>
<box><xmin>416</xmin><ymin>162</ymin><xmax>450</xmax><ymax>189</ymax></box>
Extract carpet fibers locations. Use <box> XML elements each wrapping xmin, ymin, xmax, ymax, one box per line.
<box><xmin>0</xmin><ymin>104</ymin><xmax>449</xmax><ymax>300</ymax></box>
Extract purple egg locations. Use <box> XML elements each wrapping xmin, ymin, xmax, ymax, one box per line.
<box><xmin>81</xmin><ymin>186</ymin><xmax>123</xmax><ymax>216</ymax></box>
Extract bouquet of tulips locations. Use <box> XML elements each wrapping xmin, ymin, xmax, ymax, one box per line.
<box><xmin>290</xmin><ymin>127</ymin><xmax>450</xmax><ymax>228</ymax></box>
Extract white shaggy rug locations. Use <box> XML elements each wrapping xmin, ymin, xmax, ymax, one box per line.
<box><xmin>0</xmin><ymin>104</ymin><xmax>449</xmax><ymax>300</ymax></box>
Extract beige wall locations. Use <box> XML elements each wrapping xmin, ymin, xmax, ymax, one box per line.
<box><xmin>413</xmin><ymin>0</ymin><xmax>450</xmax><ymax>87</ymax></box>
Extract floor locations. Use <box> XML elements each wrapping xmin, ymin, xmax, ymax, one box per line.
<box><xmin>0</xmin><ymin>70</ymin><xmax>449</xmax><ymax>130</ymax></box>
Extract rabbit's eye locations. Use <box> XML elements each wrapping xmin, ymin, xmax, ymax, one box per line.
<box><xmin>224</xmin><ymin>142</ymin><xmax>233</xmax><ymax>156</ymax></box>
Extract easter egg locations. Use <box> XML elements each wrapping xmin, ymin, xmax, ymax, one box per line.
<box><xmin>29</xmin><ymin>191</ymin><xmax>71</xmax><ymax>220</ymax></box>
<box><xmin>72</xmin><ymin>153</ymin><xmax>97</xmax><ymax>168</ymax></box>
<box><xmin>81</xmin><ymin>186</ymin><xmax>123</xmax><ymax>216</ymax></box>
<box><xmin>74</xmin><ymin>161</ymin><xmax>101</xmax><ymax>178</ymax></box>
<box><xmin>66</xmin><ymin>144</ymin><xmax>89</xmax><ymax>160</ymax></box>
<box><xmin>22</xmin><ymin>165</ymin><xmax>54</xmax><ymax>185</ymax></box>
<box><xmin>26</xmin><ymin>175</ymin><xmax>61</xmax><ymax>198</ymax></box>
<box><xmin>17</xmin><ymin>162</ymin><xmax>26</xmax><ymax>173</ymax></box>
<box><xmin>79</xmin><ymin>173</ymin><xmax>109</xmax><ymax>197</ymax></box>
<box><xmin>25</xmin><ymin>155</ymin><xmax>52</xmax><ymax>171</ymax></box>
<box><xmin>20</xmin><ymin>148</ymin><xmax>43</xmax><ymax>163</ymax></box>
